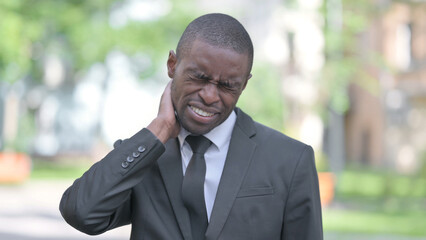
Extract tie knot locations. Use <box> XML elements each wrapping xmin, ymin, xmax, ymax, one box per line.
<box><xmin>186</xmin><ymin>135</ymin><xmax>212</xmax><ymax>154</ymax></box>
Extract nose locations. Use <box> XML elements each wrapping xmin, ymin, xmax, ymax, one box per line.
<box><xmin>199</xmin><ymin>83</ymin><xmax>220</xmax><ymax>105</ymax></box>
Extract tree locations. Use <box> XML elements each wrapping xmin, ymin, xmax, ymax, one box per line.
<box><xmin>0</xmin><ymin>0</ymin><xmax>197</xmax><ymax>151</ymax></box>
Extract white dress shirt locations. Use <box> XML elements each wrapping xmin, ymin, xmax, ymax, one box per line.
<box><xmin>178</xmin><ymin>111</ymin><xmax>236</xmax><ymax>221</ymax></box>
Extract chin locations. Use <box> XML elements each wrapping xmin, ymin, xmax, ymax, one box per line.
<box><xmin>182</xmin><ymin>123</ymin><xmax>213</xmax><ymax>135</ymax></box>
<box><xmin>186</xmin><ymin>127</ymin><xmax>211</xmax><ymax>135</ymax></box>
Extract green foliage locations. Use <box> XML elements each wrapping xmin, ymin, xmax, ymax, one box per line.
<box><xmin>30</xmin><ymin>158</ymin><xmax>92</xmax><ymax>179</ymax></box>
<box><xmin>320</xmin><ymin>0</ymin><xmax>382</xmax><ymax>114</ymax></box>
<box><xmin>5</xmin><ymin>111</ymin><xmax>36</xmax><ymax>152</ymax></box>
<box><xmin>336</xmin><ymin>170</ymin><xmax>426</xmax><ymax>199</ymax></box>
<box><xmin>419</xmin><ymin>151</ymin><xmax>426</xmax><ymax>179</ymax></box>
<box><xmin>0</xmin><ymin>0</ymin><xmax>197</xmax><ymax>83</ymax></box>
<box><xmin>323</xmin><ymin>208</ymin><xmax>426</xmax><ymax>236</ymax></box>
<box><xmin>283</xmin><ymin>0</ymin><xmax>299</xmax><ymax>9</ymax></box>
<box><xmin>237</xmin><ymin>62</ymin><xmax>285</xmax><ymax>132</ymax></box>
<box><xmin>315</xmin><ymin>151</ymin><xmax>330</xmax><ymax>172</ymax></box>
<box><xmin>337</xmin><ymin>170</ymin><xmax>387</xmax><ymax>198</ymax></box>
<box><xmin>325</xmin><ymin>169</ymin><xmax>426</xmax><ymax>236</ymax></box>
<box><xmin>0</xmin><ymin>0</ymin><xmax>197</xmax><ymax>152</ymax></box>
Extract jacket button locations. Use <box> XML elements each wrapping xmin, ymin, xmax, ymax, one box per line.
<box><xmin>127</xmin><ymin>156</ymin><xmax>135</xmax><ymax>163</ymax></box>
<box><xmin>114</xmin><ymin>139</ymin><xmax>123</xmax><ymax>148</ymax></box>
<box><xmin>122</xmin><ymin>161</ymin><xmax>129</xmax><ymax>168</ymax></box>
<box><xmin>138</xmin><ymin>145</ymin><xmax>146</xmax><ymax>153</ymax></box>
<box><xmin>132</xmin><ymin>152</ymin><xmax>140</xmax><ymax>158</ymax></box>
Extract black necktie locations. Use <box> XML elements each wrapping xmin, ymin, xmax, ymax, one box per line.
<box><xmin>182</xmin><ymin>135</ymin><xmax>212</xmax><ymax>240</ymax></box>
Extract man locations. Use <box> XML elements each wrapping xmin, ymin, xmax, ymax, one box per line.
<box><xmin>60</xmin><ymin>13</ymin><xmax>323</xmax><ymax>240</ymax></box>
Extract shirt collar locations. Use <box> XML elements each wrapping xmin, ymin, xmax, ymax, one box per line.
<box><xmin>178</xmin><ymin>110</ymin><xmax>237</xmax><ymax>151</ymax></box>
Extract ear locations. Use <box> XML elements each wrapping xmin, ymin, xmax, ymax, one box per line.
<box><xmin>167</xmin><ymin>50</ymin><xmax>177</xmax><ymax>78</ymax></box>
<box><xmin>241</xmin><ymin>73</ymin><xmax>252</xmax><ymax>91</ymax></box>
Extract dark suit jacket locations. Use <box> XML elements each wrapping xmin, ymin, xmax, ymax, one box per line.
<box><xmin>60</xmin><ymin>108</ymin><xmax>323</xmax><ymax>240</ymax></box>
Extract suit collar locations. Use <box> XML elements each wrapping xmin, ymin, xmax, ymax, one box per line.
<box><xmin>205</xmin><ymin>108</ymin><xmax>257</xmax><ymax>240</ymax></box>
<box><xmin>233</xmin><ymin>107</ymin><xmax>257</xmax><ymax>138</ymax></box>
<box><xmin>157</xmin><ymin>138</ymin><xmax>192</xmax><ymax>240</ymax></box>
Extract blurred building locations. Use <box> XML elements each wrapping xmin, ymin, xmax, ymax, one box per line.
<box><xmin>345</xmin><ymin>0</ymin><xmax>426</xmax><ymax>173</ymax></box>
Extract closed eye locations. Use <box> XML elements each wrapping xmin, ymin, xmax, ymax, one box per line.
<box><xmin>188</xmin><ymin>70</ymin><xmax>241</xmax><ymax>93</ymax></box>
<box><xmin>218</xmin><ymin>81</ymin><xmax>240</xmax><ymax>92</ymax></box>
<box><xmin>197</xmin><ymin>74</ymin><xmax>210</xmax><ymax>81</ymax></box>
<box><xmin>188</xmin><ymin>71</ymin><xmax>211</xmax><ymax>82</ymax></box>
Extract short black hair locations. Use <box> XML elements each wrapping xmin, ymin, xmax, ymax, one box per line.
<box><xmin>176</xmin><ymin>13</ymin><xmax>254</xmax><ymax>73</ymax></box>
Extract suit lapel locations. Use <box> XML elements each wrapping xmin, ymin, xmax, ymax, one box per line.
<box><xmin>157</xmin><ymin>138</ymin><xmax>192</xmax><ymax>240</ymax></box>
<box><xmin>205</xmin><ymin>109</ymin><xmax>257</xmax><ymax>240</ymax></box>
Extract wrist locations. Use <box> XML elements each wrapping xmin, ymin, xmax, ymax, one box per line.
<box><xmin>147</xmin><ymin>117</ymin><xmax>175</xmax><ymax>144</ymax></box>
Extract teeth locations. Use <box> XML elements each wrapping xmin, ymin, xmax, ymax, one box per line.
<box><xmin>190</xmin><ymin>106</ymin><xmax>214</xmax><ymax>117</ymax></box>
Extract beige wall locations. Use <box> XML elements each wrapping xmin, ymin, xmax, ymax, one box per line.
<box><xmin>344</xmin><ymin>1</ymin><xmax>426</xmax><ymax>172</ymax></box>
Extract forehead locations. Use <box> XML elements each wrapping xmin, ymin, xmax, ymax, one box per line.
<box><xmin>180</xmin><ymin>39</ymin><xmax>250</xmax><ymax>79</ymax></box>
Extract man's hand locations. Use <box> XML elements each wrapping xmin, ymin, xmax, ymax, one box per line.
<box><xmin>147</xmin><ymin>80</ymin><xmax>180</xmax><ymax>143</ymax></box>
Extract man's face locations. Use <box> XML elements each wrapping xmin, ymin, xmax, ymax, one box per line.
<box><xmin>167</xmin><ymin>39</ymin><xmax>252</xmax><ymax>135</ymax></box>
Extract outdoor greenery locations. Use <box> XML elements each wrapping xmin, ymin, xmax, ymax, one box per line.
<box><xmin>0</xmin><ymin>0</ymin><xmax>194</xmax><ymax>151</ymax></box>
<box><xmin>324</xmin><ymin>169</ymin><xmax>426</xmax><ymax>236</ymax></box>
<box><xmin>30</xmin><ymin>161</ymin><xmax>426</xmax><ymax>236</ymax></box>
<box><xmin>2</xmin><ymin>0</ymin><xmax>425</xmax><ymax>238</ymax></box>
<box><xmin>324</xmin><ymin>208</ymin><xmax>426</xmax><ymax>236</ymax></box>
<box><xmin>0</xmin><ymin>0</ymin><xmax>285</xmax><ymax>152</ymax></box>
<box><xmin>337</xmin><ymin>170</ymin><xmax>426</xmax><ymax>199</ymax></box>
<box><xmin>30</xmin><ymin>157</ymin><xmax>92</xmax><ymax>179</ymax></box>
<box><xmin>237</xmin><ymin>61</ymin><xmax>285</xmax><ymax>132</ymax></box>
<box><xmin>0</xmin><ymin>0</ymin><xmax>196</xmax><ymax>83</ymax></box>
<box><xmin>320</xmin><ymin>0</ymin><xmax>384</xmax><ymax>116</ymax></box>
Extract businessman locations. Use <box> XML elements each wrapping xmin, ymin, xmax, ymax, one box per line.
<box><xmin>60</xmin><ymin>13</ymin><xmax>323</xmax><ymax>240</ymax></box>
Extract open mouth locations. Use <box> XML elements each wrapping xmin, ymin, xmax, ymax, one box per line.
<box><xmin>190</xmin><ymin>105</ymin><xmax>214</xmax><ymax>117</ymax></box>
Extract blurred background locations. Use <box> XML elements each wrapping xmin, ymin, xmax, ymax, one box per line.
<box><xmin>0</xmin><ymin>0</ymin><xmax>425</xmax><ymax>239</ymax></box>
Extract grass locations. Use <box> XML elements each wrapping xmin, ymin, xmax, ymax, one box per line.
<box><xmin>323</xmin><ymin>207</ymin><xmax>426</xmax><ymax>236</ymax></box>
<box><xmin>30</xmin><ymin>158</ymin><xmax>92</xmax><ymax>179</ymax></box>
<box><xmin>29</xmin><ymin>160</ymin><xmax>426</xmax><ymax>236</ymax></box>
<box><xmin>323</xmin><ymin>169</ymin><xmax>426</xmax><ymax>236</ymax></box>
<box><xmin>336</xmin><ymin>170</ymin><xmax>426</xmax><ymax>198</ymax></box>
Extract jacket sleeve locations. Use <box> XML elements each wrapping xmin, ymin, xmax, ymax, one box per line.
<box><xmin>281</xmin><ymin>145</ymin><xmax>323</xmax><ymax>240</ymax></box>
<box><xmin>59</xmin><ymin>128</ymin><xmax>165</xmax><ymax>235</ymax></box>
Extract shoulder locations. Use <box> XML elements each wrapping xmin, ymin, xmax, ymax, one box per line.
<box><xmin>234</xmin><ymin>108</ymin><xmax>313</xmax><ymax>164</ymax></box>
<box><xmin>253</xmin><ymin>121</ymin><xmax>309</xmax><ymax>152</ymax></box>
<box><xmin>234</xmin><ymin>107</ymin><xmax>312</xmax><ymax>159</ymax></box>
<box><xmin>235</xmin><ymin>108</ymin><xmax>308</xmax><ymax>150</ymax></box>
<box><xmin>235</xmin><ymin>109</ymin><xmax>317</xmax><ymax>188</ymax></box>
